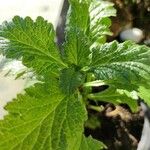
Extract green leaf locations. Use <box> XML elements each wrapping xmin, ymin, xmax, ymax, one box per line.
<box><xmin>79</xmin><ymin>135</ymin><xmax>107</xmax><ymax>150</ymax></box>
<box><xmin>60</xmin><ymin>68</ymin><xmax>85</xmax><ymax>95</ymax></box>
<box><xmin>89</xmin><ymin>0</ymin><xmax>116</xmax><ymax>46</ymax></box>
<box><xmin>90</xmin><ymin>41</ymin><xmax>150</xmax><ymax>90</ymax></box>
<box><xmin>88</xmin><ymin>87</ymin><xmax>138</xmax><ymax>112</ymax></box>
<box><xmin>0</xmin><ymin>16</ymin><xmax>66</xmax><ymax>77</ymax></box>
<box><xmin>64</xmin><ymin>0</ymin><xmax>116</xmax><ymax>67</ymax></box>
<box><xmin>0</xmin><ymin>79</ymin><xmax>87</xmax><ymax>150</ymax></box>
<box><xmin>66</xmin><ymin>0</ymin><xmax>90</xmax><ymax>32</ymax></box>
<box><xmin>64</xmin><ymin>0</ymin><xmax>91</xmax><ymax>67</ymax></box>
<box><xmin>138</xmin><ymin>86</ymin><xmax>150</xmax><ymax>106</ymax></box>
<box><xmin>64</xmin><ymin>28</ymin><xmax>91</xmax><ymax>67</ymax></box>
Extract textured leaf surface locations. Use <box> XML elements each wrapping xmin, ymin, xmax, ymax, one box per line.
<box><xmin>66</xmin><ymin>0</ymin><xmax>90</xmax><ymax>32</ymax></box>
<box><xmin>64</xmin><ymin>0</ymin><xmax>91</xmax><ymax>67</ymax></box>
<box><xmin>88</xmin><ymin>87</ymin><xmax>138</xmax><ymax>112</ymax></box>
<box><xmin>79</xmin><ymin>135</ymin><xmax>107</xmax><ymax>150</ymax></box>
<box><xmin>0</xmin><ymin>80</ymin><xmax>87</xmax><ymax>150</ymax></box>
<box><xmin>60</xmin><ymin>68</ymin><xmax>85</xmax><ymax>95</ymax></box>
<box><xmin>0</xmin><ymin>16</ymin><xmax>66</xmax><ymax>77</ymax></box>
<box><xmin>64</xmin><ymin>0</ymin><xmax>116</xmax><ymax>67</ymax></box>
<box><xmin>64</xmin><ymin>28</ymin><xmax>90</xmax><ymax>67</ymax></box>
<box><xmin>64</xmin><ymin>1</ymin><xmax>90</xmax><ymax>67</ymax></box>
<box><xmin>89</xmin><ymin>0</ymin><xmax>116</xmax><ymax>45</ymax></box>
<box><xmin>90</xmin><ymin>41</ymin><xmax>150</xmax><ymax>90</ymax></box>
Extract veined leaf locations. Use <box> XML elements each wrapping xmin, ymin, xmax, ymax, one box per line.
<box><xmin>66</xmin><ymin>0</ymin><xmax>90</xmax><ymax>32</ymax></box>
<box><xmin>64</xmin><ymin>0</ymin><xmax>91</xmax><ymax>67</ymax></box>
<box><xmin>79</xmin><ymin>135</ymin><xmax>107</xmax><ymax>150</ymax></box>
<box><xmin>0</xmin><ymin>79</ymin><xmax>87</xmax><ymax>150</ymax></box>
<box><xmin>64</xmin><ymin>0</ymin><xmax>116</xmax><ymax>67</ymax></box>
<box><xmin>88</xmin><ymin>87</ymin><xmax>138</xmax><ymax>112</ymax></box>
<box><xmin>64</xmin><ymin>28</ymin><xmax>91</xmax><ymax>67</ymax></box>
<box><xmin>0</xmin><ymin>16</ymin><xmax>66</xmax><ymax>77</ymax></box>
<box><xmin>90</xmin><ymin>41</ymin><xmax>150</xmax><ymax>90</ymax></box>
<box><xmin>89</xmin><ymin>0</ymin><xmax>116</xmax><ymax>46</ymax></box>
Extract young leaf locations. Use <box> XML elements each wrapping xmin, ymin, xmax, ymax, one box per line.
<box><xmin>88</xmin><ymin>87</ymin><xmax>138</xmax><ymax>112</ymax></box>
<box><xmin>64</xmin><ymin>0</ymin><xmax>91</xmax><ymax>67</ymax></box>
<box><xmin>0</xmin><ymin>80</ymin><xmax>87</xmax><ymax>150</ymax></box>
<box><xmin>90</xmin><ymin>41</ymin><xmax>150</xmax><ymax>90</ymax></box>
<box><xmin>60</xmin><ymin>68</ymin><xmax>85</xmax><ymax>95</ymax></box>
<box><xmin>66</xmin><ymin>0</ymin><xmax>90</xmax><ymax>32</ymax></box>
<box><xmin>89</xmin><ymin>0</ymin><xmax>116</xmax><ymax>45</ymax></box>
<box><xmin>64</xmin><ymin>28</ymin><xmax>90</xmax><ymax>67</ymax></box>
<box><xmin>79</xmin><ymin>135</ymin><xmax>107</xmax><ymax>150</ymax></box>
<box><xmin>64</xmin><ymin>0</ymin><xmax>116</xmax><ymax>67</ymax></box>
<box><xmin>0</xmin><ymin>16</ymin><xmax>66</xmax><ymax>77</ymax></box>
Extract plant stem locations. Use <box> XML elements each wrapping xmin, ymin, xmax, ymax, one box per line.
<box><xmin>88</xmin><ymin>105</ymin><xmax>104</xmax><ymax>112</ymax></box>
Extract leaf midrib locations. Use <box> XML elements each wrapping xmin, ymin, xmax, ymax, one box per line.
<box><xmin>5</xmin><ymin>30</ymin><xmax>67</xmax><ymax>68</ymax></box>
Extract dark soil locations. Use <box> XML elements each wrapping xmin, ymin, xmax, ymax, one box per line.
<box><xmin>84</xmin><ymin>85</ymin><xmax>144</xmax><ymax>150</ymax></box>
<box><xmin>85</xmin><ymin>103</ymin><xmax>144</xmax><ymax>150</ymax></box>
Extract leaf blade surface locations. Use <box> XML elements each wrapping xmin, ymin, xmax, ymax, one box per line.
<box><xmin>0</xmin><ymin>16</ymin><xmax>66</xmax><ymax>77</ymax></box>
<box><xmin>0</xmin><ymin>80</ymin><xmax>87</xmax><ymax>150</ymax></box>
